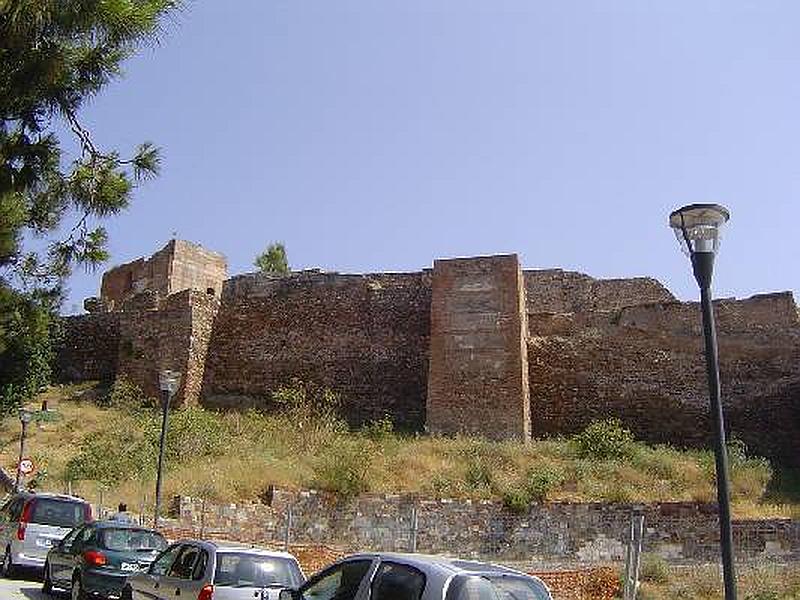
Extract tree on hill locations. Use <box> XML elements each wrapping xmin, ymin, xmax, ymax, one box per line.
<box><xmin>254</xmin><ymin>242</ymin><xmax>290</xmax><ymax>274</ymax></box>
<box><xmin>0</xmin><ymin>0</ymin><xmax>180</xmax><ymax>413</ymax></box>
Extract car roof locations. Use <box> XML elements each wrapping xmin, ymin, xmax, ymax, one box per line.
<box><xmin>90</xmin><ymin>520</ymin><xmax>162</xmax><ymax>532</ymax></box>
<box><xmin>15</xmin><ymin>491</ymin><xmax>89</xmax><ymax>503</ymax></box>
<box><xmin>340</xmin><ymin>553</ymin><xmax>526</xmax><ymax>576</ymax></box>
<box><xmin>175</xmin><ymin>539</ymin><xmax>296</xmax><ymax>559</ymax></box>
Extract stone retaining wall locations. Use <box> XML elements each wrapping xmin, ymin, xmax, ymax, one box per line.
<box><xmin>172</xmin><ymin>489</ymin><xmax>800</xmax><ymax>564</ymax></box>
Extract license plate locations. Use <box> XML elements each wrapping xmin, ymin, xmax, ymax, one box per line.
<box><xmin>36</xmin><ymin>538</ymin><xmax>53</xmax><ymax>548</ymax></box>
<box><xmin>121</xmin><ymin>562</ymin><xmax>140</xmax><ymax>572</ymax></box>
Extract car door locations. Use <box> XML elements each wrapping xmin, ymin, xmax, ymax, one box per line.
<box><xmin>133</xmin><ymin>543</ymin><xmax>183</xmax><ymax>600</ymax></box>
<box><xmin>368</xmin><ymin>561</ymin><xmax>427</xmax><ymax>600</ymax></box>
<box><xmin>296</xmin><ymin>558</ymin><xmax>376</xmax><ymax>600</ymax></box>
<box><xmin>47</xmin><ymin>525</ymin><xmax>84</xmax><ymax>587</ymax></box>
<box><xmin>163</xmin><ymin>544</ymin><xmax>205</xmax><ymax>599</ymax></box>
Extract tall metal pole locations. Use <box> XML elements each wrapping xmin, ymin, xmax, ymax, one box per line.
<box><xmin>14</xmin><ymin>418</ymin><xmax>28</xmax><ymax>492</ymax></box>
<box><xmin>153</xmin><ymin>388</ymin><xmax>173</xmax><ymax>528</ymax></box>
<box><xmin>693</xmin><ymin>251</ymin><xmax>737</xmax><ymax>600</ymax></box>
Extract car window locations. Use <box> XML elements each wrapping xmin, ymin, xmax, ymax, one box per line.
<box><xmin>72</xmin><ymin>525</ymin><xmax>95</xmax><ymax>552</ymax></box>
<box><xmin>60</xmin><ymin>526</ymin><xmax>83</xmax><ymax>550</ymax></box>
<box><xmin>371</xmin><ymin>562</ymin><xmax>425</xmax><ymax>600</ymax></box>
<box><xmin>214</xmin><ymin>553</ymin><xmax>303</xmax><ymax>589</ymax></box>
<box><xmin>445</xmin><ymin>575</ymin><xmax>551</xmax><ymax>600</ymax></box>
<box><xmin>29</xmin><ymin>498</ymin><xmax>88</xmax><ymax>528</ymax></box>
<box><xmin>170</xmin><ymin>545</ymin><xmax>201</xmax><ymax>579</ymax></box>
<box><xmin>192</xmin><ymin>550</ymin><xmax>209</xmax><ymax>581</ymax></box>
<box><xmin>150</xmin><ymin>545</ymin><xmax>182</xmax><ymax>576</ymax></box>
<box><xmin>301</xmin><ymin>560</ymin><xmax>372</xmax><ymax>600</ymax></box>
<box><xmin>99</xmin><ymin>528</ymin><xmax>167</xmax><ymax>552</ymax></box>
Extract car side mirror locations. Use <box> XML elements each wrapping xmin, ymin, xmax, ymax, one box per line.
<box><xmin>278</xmin><ymin>589</ymin><xmax>300</xmax><ymax>600</ymax></box>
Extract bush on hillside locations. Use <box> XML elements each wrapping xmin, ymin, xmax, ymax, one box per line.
<box><xmin>64</xmin><ymin>407</ymin><xmax>227</xmax><ymax>486</ymax></box>
<box><xmin>273</xmin><ymin>381</ymin><xmax>347</xmax><ymax>451</ymax></box>
<box><xmin>639</xmin><ymin>554</ymin><xmax>671</xmax><ymax>584</ymax></box>
<box><xmin>502</xmin><ymin>464</ymin><xmax>565</xmax><ymax>513</ymax></box>
<box><xmin>99</xmin><ymin>376</ymin><xmax>153</xmax><ymax>410</ymax></box>
<box><xmin>525</xmin><ymin>464</ymin><xmax>565</xmax><ymax>501</ymax></box>
<box><xmin>574</xmin><ymin>418</ymin><xmax>635</xmax><ymax>460</ymax></box>
<box><xmin>313</xmin><ymin>438</ymin><xmax>373</xmax><ymax>499</ymax></box>
<box><xmin>361</xmin><ymin>415</ymin><xmax>395</xmax><ymax>441</ymax></box>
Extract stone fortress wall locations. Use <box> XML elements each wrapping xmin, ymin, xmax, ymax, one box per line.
<box><xmin>55</xmin><ymin>241</ymin><xmax>800</xmax><ymax>466</ymax></box>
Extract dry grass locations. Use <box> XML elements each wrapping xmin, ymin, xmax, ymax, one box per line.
<box><xmin>3</xmin><ymin>383</ymin><xmax>795</xmax><ymax>521</ymax></box>
<box><xmin>638</xmin><ymin>563</ymin><xmax>800</xmax><ymax>600</ymax></box>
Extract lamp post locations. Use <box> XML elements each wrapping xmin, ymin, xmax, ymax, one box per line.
<box><xmin>154</xmin><ymin>369</ymin><xmax>181</xmax><ymax>528</ymax></box>
<box><xmin>14</xmin><ymin>409</ymin><xmax>33</xmax><ymax>491</ymax></box>
<box><xmin>669</xmin><ymin>203</ymin><xmax>736</xmax><ymax>600</ymax></box>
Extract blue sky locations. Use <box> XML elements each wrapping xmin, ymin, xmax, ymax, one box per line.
<box><xmin>62</xmin><ymin>1</ymin><xmax>799</xmax><ymax>313</ymax></box>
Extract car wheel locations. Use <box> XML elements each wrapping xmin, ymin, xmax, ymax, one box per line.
<box><xmin>1</xmin><ymin>546</ymin><xmax>15</xmax><ymax>578</ymax></box>
<box><xmin>42</xmin><ymin>561</ymin><xmax>53</xmax><ymax>595</ymax></box>
<box><xmin>71</xmin><ymin>573</ymin><xmax>86</xmax><ymax>600</ymax></box>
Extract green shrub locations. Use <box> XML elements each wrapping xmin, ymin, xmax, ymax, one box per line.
<box><xmin>64</xmin><ymin>407</ymin><xmax>228</xmax><ymax>487</ymax></box>
<box><xmin>464</xmin><ymin>457</ymin><xmax>493</xmax><ymax>492</ymax></box>
<box><xmin>65</xmin><ymin>416</ymin><xmax>156</xmax><ymax>486</ymax></box>
<box><xmin>502</xmin><ymin>488</ymin><xmax>531</xmax><ymax>513</ymax></box>
<box><xmin>313</xmin><ymin>439</ymin><xmax>372</xmax><ymax>499</ymax></box>
<box><xmin>101</xmin><ymin>377</ymin><xmax>153</xmax><ymax>410</ymax></box>
<box><xmin>273</xmin><ymin>381</ymin><xmax>347</xmax><ymax>451</ymax></box>
<box><xmin>161</xmin><ymin>407</ymin><xmax>228</xmax><ymax>462</ymax></box>
<box><xmin>639</xmin><ymin>554</ymin><xmax>671</xmax><ymax>584</ymax></box>
<box><xmin>362</xmin><ymin>415</ymin><xmax>395</xmax><ymax>441</ymax></box>
<box><xmin>525</xmin><ymin>465</ymin><xmax>564</xmax><ymax>501</ymax></box>
<box><xmin>574</xmin><ymin>419</ymin><xmax>635</xmax><ymax>460</ymax></box>
<box><xmin>745</xmin><ymin>592</ymin><xmax>780</xmax><ymax>600</ymax></box>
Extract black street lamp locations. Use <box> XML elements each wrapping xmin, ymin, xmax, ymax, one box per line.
<box><xmin>669</xmin><ymin>203</ymin><xmax>736</xmax><ymax>600</ymax></box>
<box><xmin>154</xmin><ymin>369</ymin><xmax>181</xmax><ymax>528</ymax></box>
<box><xmin>14</xmin><ymin>409</ymin><xmax>33</xmax><ymax>492</ymax></box>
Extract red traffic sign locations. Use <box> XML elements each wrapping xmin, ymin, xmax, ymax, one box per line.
<box><xmin>18</xmin><ymin>458</ymin><xmax>35</xmax><ymax>476</ymax></box>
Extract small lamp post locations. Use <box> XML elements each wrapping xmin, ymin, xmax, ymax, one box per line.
<box><xmin>15</xmin><ymin>409</ymin><xmax>33</xmax><ymax>491</ymax></box>
<box><xmin>154</xmin><ymin>369</ymin><xmax>181</xmax><ymax>528</ymax></box>
<box><xmin>669</xmin><ymin>203</ymin><xmax>736</xmax><ymax>600</ymax></box>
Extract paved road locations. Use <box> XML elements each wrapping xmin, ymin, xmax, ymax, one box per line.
<box><xmin>0</xmin><ymin>573</ymin><xmax>49</xmax><ymax>599</ymax></box>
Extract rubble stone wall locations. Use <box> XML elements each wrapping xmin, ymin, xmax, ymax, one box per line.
<box><xmin>527</xmin><ymin>292</ymin><xmax>800</xmax><ymax>465</ymax></box>
<box><xmin>55</xmin><ymin>243</ymin><xmax>800</xmax><ymax>462</ymax></box>
<box><xmin>201</xmin><ymin>270</ymin><xmax>432</xmax><ymax>429</ymax></box>
<box><xmin>101</xmin><ymin>240</ymin><xmax>226</xmax><ymax>309</ymax></box>
<box><xmin>55</xmin><ymin>312</ymin><xmax>121</xmax><ymax>382</ymax></box>
<box><xmin>523</xmin><ymin>270</ymin><xmax>675</xmax><ymax>314</ymax></box>
<box><xmin>174</xmin><ymin>490</ymin><xmax>800</xmax><ymax>563</ymax></box>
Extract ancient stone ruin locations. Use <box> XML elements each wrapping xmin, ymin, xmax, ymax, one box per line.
<box><xmin>57</xmin><ymin>240</ymin><xmax>800</xmax><ymax>466</ymax></box>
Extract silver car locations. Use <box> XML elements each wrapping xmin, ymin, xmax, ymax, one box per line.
<box><xmin>0</xmin><ymin>491</ymin><xmax>92</xmax><ymax>575</ymax></box>
<box><xmin>278</xmin><ymin>553</ymin><xmax>553</xmax><ymax>600</ymax></box>
<box><xmin>123</xmin><ymin>540</ymin><xmax>305</xmax><ymax>600</ymax></box>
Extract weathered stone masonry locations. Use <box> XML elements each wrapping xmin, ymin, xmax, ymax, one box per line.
<box><xmin>55</xmin><ymin>240</ymin><xmax>800</xmax><ymax>465</ymax></box>
<box><xmin>172</xmin><ymin>489</ymin><xmax>800</xmax><ymax>564</ymax></box>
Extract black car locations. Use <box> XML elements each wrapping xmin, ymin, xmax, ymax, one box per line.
<box><xmin>43</xmin><ymin>520</ymin><xmax>167</xmax><ymax>600</ymax></box>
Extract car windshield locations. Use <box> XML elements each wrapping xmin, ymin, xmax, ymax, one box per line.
<box><xmin>445</xmin><ymin>574</ymin><xmax>551</xmax><ymax>600</ymax></box>
<box><xmin>29</xmin><ymin>498</ymin><xmax>87</xmax><ymax>528</ymax></box>
<box><xmin>100</xmin><ymin>528</ymin><xmax>167</xmax><ymax>552</ymax></box>
<box><xmin>214</xmin><ymin>553</ymin><xmax>302</xmax><ymax>589</ymax></box>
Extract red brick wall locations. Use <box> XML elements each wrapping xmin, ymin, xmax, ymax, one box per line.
<box><xmin>427</xmin><ymin>255</ymin><xmax>530</xmax><ymax>440</ymax></box>
<box><xmin>201</xmin><ymin>271</ymin><xmax>431</xmax><ymax>430</ymax></box>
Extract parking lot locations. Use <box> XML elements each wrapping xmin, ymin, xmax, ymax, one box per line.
<box><xmin>0</xmin><ymin>574</ymin><xmax>47</xmax><ymax>599</ymax></box>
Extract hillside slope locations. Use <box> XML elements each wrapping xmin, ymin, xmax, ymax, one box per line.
<box><xmin>0</xmin><ymin>382</ymin><xmax>794</xmax><ymax>519</ymax></box>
